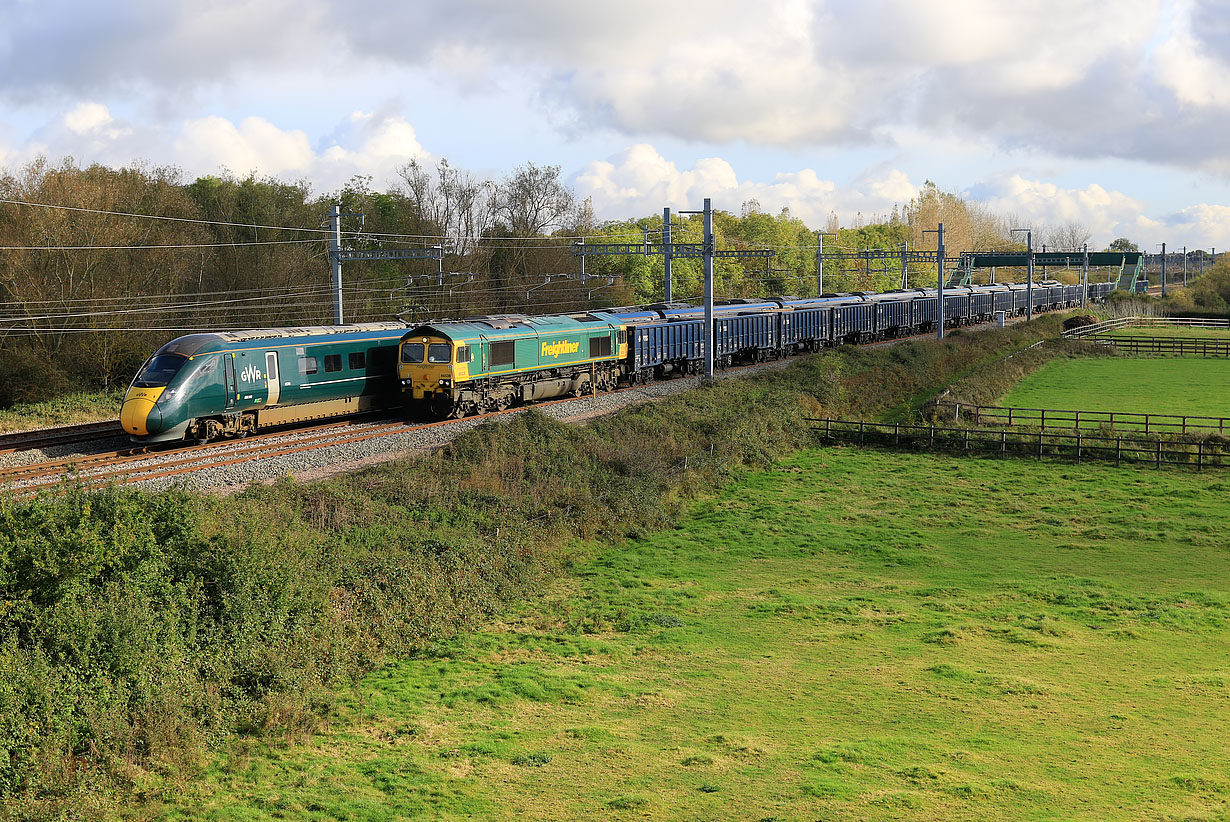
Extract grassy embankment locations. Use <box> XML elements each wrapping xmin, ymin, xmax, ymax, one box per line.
<box><xmin>0</xmin><ymin>390</ymin><xmax>122</xmax><ymax>433</ymax></box>
<box><xmin>156</xmin><ymin>447</ymin><xmax>1230</xmax><ymax>821</ymax></box>
<box><xmin>1000</xmin><ymin>357</ymin><xmax>1230</xmax><ymax>418</ymax></box>
<box><xmin>1</xmin><ymin>316</ymin><xmax>1080</xmax><ymax>818</ymax></box>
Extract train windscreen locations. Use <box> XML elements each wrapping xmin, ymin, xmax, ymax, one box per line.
<box><xmin>133</xmin><ymin>354</ymin><xmax>186</xmax><ymax>387</ymax></box>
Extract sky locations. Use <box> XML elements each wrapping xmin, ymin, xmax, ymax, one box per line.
<box><xmin>2</xmin><ymin>0</ymin><xmax>1229</xmax><ymax>249</ymax></box>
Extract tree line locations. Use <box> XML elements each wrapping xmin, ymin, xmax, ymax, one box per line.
<box><xmin>0</xmin><ymin>156</ymin><xmax>1155</xmax><ymax>404</ymax></box>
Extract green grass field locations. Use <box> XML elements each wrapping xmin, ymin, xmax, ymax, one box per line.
<box><xmin>153</xmin><ymin>448</ymin><xmax>1230</xmax><ymax>821</ymax></box>
<box><xmin>999</xmin><ymin>356</ymin><xmax>1230</xmax><ymax>417</ymax></box>
<box><xmin>1106</xmin><ymin>326</ymin><xmax>1230</xmax><ymax>339</ymax></box>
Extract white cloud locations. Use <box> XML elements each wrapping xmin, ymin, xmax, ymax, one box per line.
<box><xmin>63</xmin><ymin>102</ymin><xmax>113</xmax><ymax>133</ymax></box>
<box><xmin>174</xmin><ymin>116</ymin><xmax>315</xmax><ymax>177</ymax></box>
<box><xmin>971</xmin><ymin>174</ymin><xmax>1156</xmax><ymax>246</ymax></box>
<box><xmin>574</xmin><ymin>144</ymin><xmax>911</xmax><ymax>226</ymax></box>
<box><xmin>1153</xmin><ymin>2</ymin><xmax>1230</xmax><ymax>109</ymax></box>
<box><xmin>6</xmin><ymin>0</ymin><xmax>1230</xmax><ymax>171</ymax></box>
<box><xmin>6</xmin><ymin>105</ymin><xmax>430</xmax><ymax>193</ymax></box>
<box><xmin>1164</xmin><ymin>203</ymin><xmax>1230</xmax><ymax>249</ymax></box>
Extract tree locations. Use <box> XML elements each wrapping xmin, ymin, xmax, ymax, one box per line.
<box><xmin>493</xmin><ymin>162</ymin><xmax>575</xmax><ymax>238</ymax></box>
<box><xmin>1107</xmin><ymin>237</ymin><xmax>1139</xmax><ymax>253</ymax></box>
<box><xmin>1045</xmin><ymin>221</ymin><xmax>1092</xmax><ymax>251</ymax></box>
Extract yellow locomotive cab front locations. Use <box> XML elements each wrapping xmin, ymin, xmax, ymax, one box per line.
<box><xmin>399</xmin><ymin>336</ymin><xmax>455</xmax><ymax>402</ymax></box>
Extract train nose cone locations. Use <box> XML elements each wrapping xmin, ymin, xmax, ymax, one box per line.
<box><xmin>120</xmin><ymin>387</ymin><xmax>165</xmax><ymax>436</ymax></box>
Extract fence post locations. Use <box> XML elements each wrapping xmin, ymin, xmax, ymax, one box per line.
<box><xmin>1077</xmin><ymin>433</ymin><xmax>1082</xmax><ymax>464</ymax></box>
<box><xmin>1182</xmin><ymin>416</ymin><xmax>1187</xmax><ymax>435</ymax></box>
<box><xmin>964</xmin><ymin>428</ymin><xmax>969</xmax><ymax>452</ymax></box>
<box><xmin>1198</xmin><ymin>440</ymin><xmax>1203</xmax><ymax>472</ymax></box>
<box><xmin>859</xmin><ymin>419</ymin><xmax>864</xmax><ymax>446</ymax></box>
<box><xmin>930</xmin><ymin>423</ymin><xmax>935</xmax><ymax>449</ymax></box>
<box><xmin>1037</xmin><ymin>432</ymin><xmax>1043</xmax><ymax>460</ymax></box>
<box><xmin>1008</xmin><ymin>407</ymin><xmax>1013</xmax><ymax>427</ymax></box>
<box><xmin>1116</xmin><ymin>437</ymin><xmax>1121</xmax><ymax>467</ymax></box>
<box><xmin>826</xmin><ymin>418</ymin><xmax>831</xmax><ymax>439</ymax></box>
<box><xmin>1156</xmin><ymin>439</ymin><xmax>1162</xmax><ymax>469</ymax></box>
<box><xmin>1001</xmin><ymin>430</ymin><xmax>1006</xmax><ymax>458</ymax></box>
<box><xmin>1145</xmin><ymin>416</ymin><xmax>1150</xmax><ymax>435</ymax></box>
<box><xmin>895</xmin><ymin>422</ymin><xmax>900</xmax><ymax>447</ymax></box>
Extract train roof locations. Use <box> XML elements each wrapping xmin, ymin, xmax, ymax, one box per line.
<box><xmin>151</xmin><ymin>321</ymin><xmax>409</xmax><ymax>358</ymax></box>
<box><xmin>404</xmin><ymin>311</ymin><xmax>623</xmax><ymax>340</ymax></box>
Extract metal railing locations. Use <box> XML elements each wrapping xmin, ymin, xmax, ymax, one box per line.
<box><xmin>932</xmin><ymin>402</ymin><xmax>1229</xmax><ymax>435</ymax></box>
<box><xmin>809</xmin><ymin>418</ymin><xmax>1228</xmax><ymax>470</ymax></box>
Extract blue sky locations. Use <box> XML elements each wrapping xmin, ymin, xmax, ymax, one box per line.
<box><xmin>2</xmin><ymin>0</ymin><xmax>1229</xmax><ymax>249</ymax></box>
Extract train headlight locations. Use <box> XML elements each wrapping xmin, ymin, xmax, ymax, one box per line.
<box><xmin>438</xmin><ymin>378</ymin><xmax>451</xmax><ymax>387</ymax></box>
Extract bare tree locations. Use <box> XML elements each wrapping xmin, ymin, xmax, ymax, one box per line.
<box><xmin>396</xmin><ymin>157</ymin><xmax>494</xmax><ymax>258</ymax></box>
<box><xmin>1045</xmin><ymin>221</ymin><xmax>1092</xmax><ymax>251</ymax></box>
<box><xmin>494</xmin><ymin>162</ymin><xmax>575</xmax><ymax>238</ymax></box>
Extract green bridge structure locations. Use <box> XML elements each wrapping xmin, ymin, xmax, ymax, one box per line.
<box><xmin>948</xmin><ymin>250</ymin><xmax>1145</xmax><ymax>292</ymax></box>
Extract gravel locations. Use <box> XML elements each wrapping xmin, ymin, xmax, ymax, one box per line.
<box><xmin>0</xmin><ymin>434</ymin><xmax>132</xmax><ymax>471</ymax></box>
<box><xmin>116</xmin><ymin>357</ymin><xmax>799</xmax><ymax>494</ymax></box>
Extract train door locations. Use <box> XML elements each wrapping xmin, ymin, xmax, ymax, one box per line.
<box><xmin>224</xmin><ymin>353</ymin><xmax>237</xmax><ymax>409</ymax></box>
<box><xmin>265</xmin><ymin>351</ymin><xmax>280</xmax><ymax>405</ymax></box>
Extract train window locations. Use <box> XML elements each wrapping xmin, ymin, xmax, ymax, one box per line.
<box><xmin>490</xmin><ymin>341</ymin><xmax>515</xmax><ymax>367</ymax></box>
<box><xmin>589</xmin><ymin>336</ymin><xmax>612</xmax><ymax>358</ymax></box>
<box><xmin>401</xmin><ymin>343</ymin><xmax>425</xmax><ymax>363</ymax></box>
<box><xmin>428</xmin><ymin>343</ymin><xmax>451</xmax><ymax>364</ymax></box>
<box><xmin>456</xmin><ymin>346</ymin><xmax>471</xmax><ymax>363</ymax></box>
<box><xmin>348</xmin><ymin>352</ymin><xmax>365</xmax><ymax>370</ymax></box>
<box><xmin>298</xmin><ymin>356</ymin><xmax>318</xmax><ymax>375</ymax></box>
<box><xmin>617</xmin><ymin>330</ymin><xmax>626</xmax><ymax>345</ymax></box>
<box><xmin>324</xmin><ymin>354</ymin><xmax>342</xmax><ymax>373</ymax></box>
<box><xmin>134</xmin><ymin>354</ymin><xmax>186</xmax><ymax>387</ymax></box>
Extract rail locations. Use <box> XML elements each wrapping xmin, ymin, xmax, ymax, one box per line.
<box><xmin>1064</xmin><ymin>316</ymin><xmax>1230</xmax><ymax>338</ymax></box>
<box><xmin>932</xmin><ymin>402</ymin><xmax>1230</xmax><ymax>435</ymax></box>
<box><xmin>808</xmin><ymin>418</ymin><xmax>1227</xmax><ymax>470</ymax></box>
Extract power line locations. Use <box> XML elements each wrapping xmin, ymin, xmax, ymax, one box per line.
<box><xmin>0</xmin><ymin>197</ymin><xmax>665</xmax><ymax>244</ymax></box>
<box><xmin>0</xmin><ymin>239</ymin><xmax>323</xmax><ymax>250</ymax></box>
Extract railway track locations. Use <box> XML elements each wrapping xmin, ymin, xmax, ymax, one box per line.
<box><xmin>0</xmin><ymin>313</ymin><xmax>1060</xmax><ymax>495</ymax></box>
<box><xmin>0</xmin><ymin>420</ymin><xmax>123</xmax><ymax>455</ymax></box>
<box><xmin>0</xmin><ymin>417</ymin><xmax>411</xmax><ymax>494</ymax></box>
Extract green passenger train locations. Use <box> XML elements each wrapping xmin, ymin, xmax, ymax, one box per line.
<box><xmin>397</xmin><ymin>313</ymin><xmax>628</xmax><ymax>418</ymax></box>
<box><xmin>119</xmin><ymin>323</ymin><xmax>406</xmax><ymax>443</ymax></box>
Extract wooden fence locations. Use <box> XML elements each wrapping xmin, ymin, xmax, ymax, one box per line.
<box><xmin>1088</xmin><ymin>335</ymin><xmax>1230</xmax><ymax>357</ymax></box>
<box><xmin>1063</xmin><ymin>316</ymin><xmax>1230</xmax><ymax>338</ymax></box>
<box><xmin>809</xmin><ymin>418</ymin><xmax>1228</xmax><ymax>470</ymax></box>
<box><xmin>932</xmin><ymin>402</ymin><xmax>1230</xmax><ymax>435</ymax></box>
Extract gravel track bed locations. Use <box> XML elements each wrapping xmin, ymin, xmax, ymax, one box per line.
<box><xmin>128</xmin><ymin>357</ymin><xmax>797</xmax><ymax>494</ymax></box>
<box><xmin>0</xmin><ymin>435</ymin><xmax>132</xmax><ymax>471</ymax></box>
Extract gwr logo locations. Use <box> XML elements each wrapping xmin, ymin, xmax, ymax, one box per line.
<box><xmin>240</xmin><ymin>364</ymin><xmax>264</xmax><ymax>382</ymax></box>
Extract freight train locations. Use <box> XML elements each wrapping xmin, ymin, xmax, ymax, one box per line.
<box><xmin>121</xmin><ymin>279</ymin><xmax>1114</xmax><ymax>441</ymax></box>
<box><xmin>398</xmin><ymin>280</ymin><xmax>1113</xmax><ymax>419</ymax></box>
